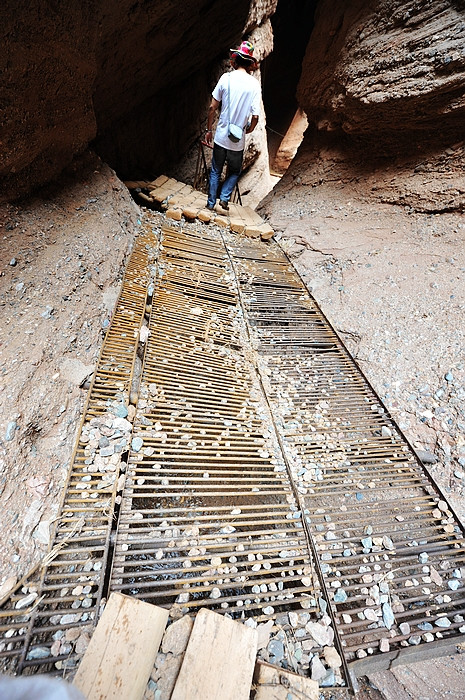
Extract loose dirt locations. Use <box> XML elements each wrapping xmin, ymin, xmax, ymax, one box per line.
<box><xmin>0</xmin><ymin>152</ymin><xmax>139</xmax><ymax>582</ymax></box>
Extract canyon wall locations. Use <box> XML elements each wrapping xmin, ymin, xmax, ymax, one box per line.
<box><xmin>293</xmin><ymin>0</ymin><xmax>465</xmax><ymax>212</ymax></box>
<box><xmin>1</xmin><ymin>0</ymin><xmax>276</xmax><ymax>202</ymax></box>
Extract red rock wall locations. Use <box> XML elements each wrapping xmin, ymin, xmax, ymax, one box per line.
<box><xmin>298</xmin><ymin>0</ymin><xmax>465</xmax><ymax>137</ymax></box>
<box><xmin>292</xmin><ymin>0</ymin><xmax>465</xmax><ymax>212</ymax></box>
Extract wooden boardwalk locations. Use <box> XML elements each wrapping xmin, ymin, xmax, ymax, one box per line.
<box><xmin>125</xmin><ymin>175</ymin><xmax>275</xmax><ymax>241</ymax></box>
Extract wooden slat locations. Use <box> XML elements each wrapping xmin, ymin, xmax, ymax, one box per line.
<box><xmin>253</xmin><ymin>661</ymin><xmax>319</xmax><ymax>700</ymax></box>
<box><xmin>73</xmin><ymin>592</ymin><xmax>168</xmax><ymax>700</ymax></box>
<box><xmin>241</xmin><ymin>206</ymin><xmax>263</xmax><ymax>226</ymax></box>
<box><xmin>171</xmin><ymin>608</ymin><xmax>258</xmax><ymax>700</ymax></box>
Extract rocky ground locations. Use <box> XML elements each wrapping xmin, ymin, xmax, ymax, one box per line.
<box><xmin>0</xmin><ymin>152</ymin><xmax>139</xmax><ymax>582</ymax></box>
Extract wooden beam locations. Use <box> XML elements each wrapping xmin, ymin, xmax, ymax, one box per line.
<box><xmin>73</xmin><ymin>592</ymin><xmax>168</xmax><ymax>700</ymax></box>
<box><xmin>253</xmin><ymin>661</ymin><xmax>319</xmax><ymax>700</ymax></box>
<box><xmin>171</xmin><ymin>608</ymin><xmax>258</xmax><ymax>700</ymax></box>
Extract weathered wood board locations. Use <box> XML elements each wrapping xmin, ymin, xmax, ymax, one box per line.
<box><xmin>171</xmin><ymin>608</ymin><xmax>258</xmax><ymax>700</ymax></box>
<box><xmin>73</xmin><ymin>592</ymin><xmax>168</xmax><ymax>700</ymax></box>
<box><xmin>253</xmin><ymin>661</ymin><xmax>319</xmax><ymax>700</ymax></box>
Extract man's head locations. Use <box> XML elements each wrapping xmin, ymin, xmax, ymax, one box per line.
<box><xmin>230</xmin><ymin>40</ymin><xmax>258</xmax><ymax>71</ymax></box>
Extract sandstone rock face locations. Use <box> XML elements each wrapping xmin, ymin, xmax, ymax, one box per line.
<box><xmin>298</xmin><ymin>0</ymin><xmax>465</xmax><ymax>136</ymax></box>
<box><xmin>1</xmin><ymin>0</ymin><xmax>277</xmax><ymax>202</ymax></box>
<box><xmin>291</xmin><ymin>0</ymin><xmax>465</xmax><ymax>213</ymax></box>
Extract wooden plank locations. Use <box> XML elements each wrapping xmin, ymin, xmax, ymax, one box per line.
<box><xmin>182</xmin><ymin>205</ymin><xmax>200</xmax><ymax>220</ymax></box>
<box><xmin>123</xmin><ymin>180</ymin><xmax>152</xmax><ymax>190</ymax></box>
<box><xmin>149</xmin><ymin>174</ymin><xmax>169</xmax><ymax>188</ymax></box>
<box><xmin>258</xmin><ymin>222</ymin><xmax>274</xmax><ymax>240</ymax></box>
<box><xmin>73</xmin><ymin>592</ymin><xmax>168</xmax><ymax>700</ymax></box>
<box><xmin>149</xmin><ymin>178</ymin><xmax>184</xmax><ymax>202</ymax></box>
<box><xmin>150</xmin><ymin>186</ymin><xmax>172</xmax><ymax>203</ymax></box>
<box><xmin>253</xmin><ymin>661</ymin><xmax>319</xmax><ymax>700</ymax></box>
<box><xmin>215</xmin><ymin>214</ymin><xmax>230</xmax><ymax>228</ymax></box>
<box><xmin>171</xmin><ymin>608</ymin><xmax>258</xmax><ymax>700</ymax></box>
<box><xmin>170</xmin><ymin>184</ymin><xmax>194</xmax><ymax>205</ymax></box>
<box><xmin>241</xmin><ymin>205</ymin><xmax>264</xmax><ymax>226</ymax></box>
<box><xmin>198</xmin><ymin>209</ymin><xmax>214</xmax><ymax>223</ymax></box>
<box><xmin>243</xmin><ymin>225</ymin><xmax>261</xmax><ymax>238</ymax></box>
<box><xmin>166</xmin><ymin>207</ymin><xmax>182</xmax><ymax>221</ymax></box>
<box><xmin>228</xmin><ymin>203</ymin><xmax>246</xmax><ymax>234</ymax></box>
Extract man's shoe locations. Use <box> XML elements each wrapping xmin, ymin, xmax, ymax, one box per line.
<box><xmin>219</xmin><ymin>200</ymin><xmax>229</xmax><ymax>211</ymax></box>
<box><xmin>206</xmin><ymin>203</ymin><xmax>215</xmax><ymax>210</ymax></box>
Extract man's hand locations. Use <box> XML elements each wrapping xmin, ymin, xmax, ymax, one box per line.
<box><xmin>245</xmin><ymin>115</ymin><xmax>259</xmax><ymax>134</ymax></box>
<box><xmin>205</xmin><ymin>129</ymin><xmax>213</xmax><ymax>145</ymax></box>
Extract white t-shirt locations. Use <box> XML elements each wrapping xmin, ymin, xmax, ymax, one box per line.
<box><xmin>212</xmin><ymin>70</ymin><xmax>261</xmax><ymax>152</ymax></box>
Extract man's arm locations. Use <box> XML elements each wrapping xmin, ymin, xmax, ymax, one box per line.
<box><xmin>245</xmin><ymin>115</ymin><xmax>259</xmax><ymax>134</ymax></box>
<box><xmin>205</xmin><ymin>98</ymin><xmax>220</xmax><ymax>145</ymax></box>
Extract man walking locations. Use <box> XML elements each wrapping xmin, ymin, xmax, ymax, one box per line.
<box><xmin>205</xmin><ymin>40</ymin><xmax>261</xmax><ymax>211</ymax></box>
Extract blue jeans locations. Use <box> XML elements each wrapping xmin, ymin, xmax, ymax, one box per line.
<box><xmin>207</xmin><ymin>144</ymin><xmax>243</xmax><ymax>207</ymax></box>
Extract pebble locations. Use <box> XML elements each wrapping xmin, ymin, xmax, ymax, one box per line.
<box><xmin>382</xmin><ymin>536</ymin><xmax>394</xmax><ymax>550</ymax></box>
<box><xmin>268</xmin><ymin>639</ymin><xmax>284</xmax><ymax>663</ymax></box>
<box><xmin>310</xmin><ymin>655</ymin><xmax>327</xmax><ymax>681</ymax></box>
<box><xmin>364</xmin><ymin>608</ymin><xmax>378</xmax><ymax>622</ymax></box>
<box><xmin>9</xmin><ymin>258</ymin><xmax>17</xmax><ymax>266</ymax></box>
<box><xmin>418</xmin><ymin>622</ymin><xmax>433</xmax><ymax>631</ymax></box>
<box><xmin>334</xmin><ymin>589</ymin><xmax>347</xmax><ymax>603</ymax></box>
<box><xmin>399</xmin><ymin>622</ymin><xmax>410</xmax><ymax>635</ymax></box>
<box><xmin>380</xmin><ymin>638</ymin><xmax>390</xmax><ymax>652</ymax></box>
<box><xmin>27</xmin><ymin>647</ymin><xmax>50</xmax><ymax>660</ymax></box>
<box><xmin>448</xmin><ymin>579</ymin><xmax>460</xmax><ymax>591</ymax></box>
<box><xmin>419</xmin><ymin>552</ymin><xmax>429</xmax><ymax>564</ymax></box>
<box><xmin>162</xmin><ymin>615</ymin><xmax>193</xmax><ymax>655</ymax></box>
<box><xmin>435</xmin><ymin>617</ymin><xmax>451</xmax><ymax>628</ymax></box>
<box><xmin>131</xmin><ymin>437</ymin><xmax>143</xmax><ymax>452</ymax></box>
<box><xmin>415</xmin><ymin>450</ymin><xmax>438</xmax><ymax>465</ymax></box>
<box><xmin>323</xmin><ymin>645</ymin><xmax>342</xmax><ymax>668</ymax></box>
<box><xmin>5</xmin><ymin>421</ymin><xmax>17</xmax><ymax>441</ymax></box>
<box><xmin>41</xmin><ymin>305</ymin><xmax>54</xmax><ymax>319</ymax></box>
<box><xmin>408</xmin><ymin>635</ymin><xmax>421</xmax><ymax>645</ymax></box>
<box><xmin>382</xmin><ymin>602</ymin><xmax>394</xmax><ymax>630</ymax></box>
<box><xmin>210</xmin><ymin>588</ymin><xmax>221</xmax><ymax>599</ymax></box>
<box><xmin>115</xmin><ymin>404</ymin><xmax>129</xmax><ymax>418</ymax></box>
<box><xmin>306</xmin><ymin>621</ymin><xmax>334</xmax><ymax>646</ymax></box>
<box><xmin>75</xmin><ymin>633</ymin><xmax>90</xmax><ymax>655</ymax></box>
<box><xmin>321</xmin><ymin>670</ymin><xmax>336</xmax><ymax>687</ymax></box>
<box><xmin>15</xmin><ymin>592</ymin><xmax>38</xmax><ymax>610</ymax></box>
<box><xmin>361</xmin><ymin>537</ymin><xmax>372</xmax><ymax>550</ymax></box>
<box><xmin>288</xmin><ymin>611</ymin><xmax>299</xmax><ymax>627</ymax></box>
